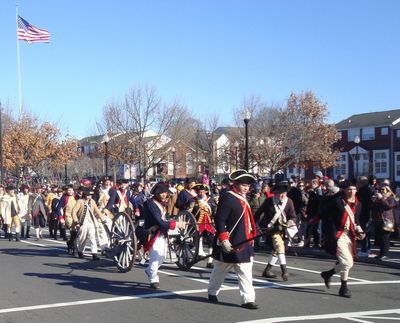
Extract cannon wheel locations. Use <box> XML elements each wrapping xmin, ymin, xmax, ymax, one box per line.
<box><xmin>110</xmin><ymin>212</ymin><xmax>137</xmax><ymax>273</ymax></box>
<box><xmin>172</xmin><ymin>211</ymin><xmax>200</xmax><ymax>270</ymax></box>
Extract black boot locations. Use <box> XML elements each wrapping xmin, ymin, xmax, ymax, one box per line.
<box><xmin>262</xmin><ymin>264</ymin><xmax>277</xmax><ymax>278</ymax></box>
<box><xmin>92</xmin><ymin>254</ymin><xmax>100</xmax><ymax>261</ymax></box>
<box><xmin>339</xmin><ymin>280</ymin><xmax>351</xmax><ymax>298</ymax></box>
<box><xmin>78</xmin><ymin>252</ymin><xmax>84</xmax><ymax>259</ymax></box>
<box><xmin>26</xmin><ymin>227</ymin><xmax>31</xmax><ymax>238</ymax></box>
<box><xmin>15</xmin><ymin>232</ymin><xmax>21</xmax><ymax>242</ymax></box>
<box><xmin>69</xmin><ymin>231</ymin><xmax>78</xmax><ymax>256</ymax></box>
<box><xmin>21</xmin><ymin>226</ymin><xmax>25</xmax><ymax>238</ymax></box>
<box><xmin>321</xmin><ymin>268</ymin><xmax>335</xmax><ymax>289</ymax></box>
<box><xmin>280</xmin><ymin>264</ymin><xmax>289</xmax><ymax>281</ymax></box>
<box><xmin>60</xmin><ymin>228</ymin><xmax>67</xmax><ymax>241</ymax></box>
<box><xmin>8</xmin><ymin>232</ymin><xmax>12</xmax><ymax>241</ymax></box>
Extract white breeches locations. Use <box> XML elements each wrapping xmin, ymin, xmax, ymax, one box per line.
<box><xmin>208</xmin><ymin>258</ymin><xmax>255</xmax><ymax>304</ymax></box>
<box><xmin>96</xmin><ymin>216</ymin><xmax>112</xmax><ymax>251</ymax></box>
<box><xmin>145</xmin><ymin>235</ymin><xmax>167</xmax><ymax>283</ymax></box>
<box><xmin>335</xmin><ymin>234</ymin><xmax>354</xmax><ymax>281</ymax></box>
<box><xmin>77</xmin><ymin>222</ymin><xmax>98</xmax><ymax>254</ymax></box>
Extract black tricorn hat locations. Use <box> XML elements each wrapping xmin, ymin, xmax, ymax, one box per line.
<box><xmin>192</xmin><ymin>184</ymin><xmax>209</xmax><ymax>191</ymax></box>
<box><xmin>338</xmin><ymin>179</ymin><xmax>357</xmax><ymax>189</ymax></box>
<box><xmin>82</xmin><ymin>187</ymin><xmax>95</xmax><ymax>196</ymax></box>
<box><xmin>272</xmin><ymin>181</ymin><xmax>289</xmax><ymax>194</ymax></box>
<box><xmin>116</xmin><ymin>178</ymin><xmax>129</xmax><ymax>184</ymax></box>
<box><xmin>151</xmin><ymin>182</ymin><xmax>170</xmax><ymax>195</ymax></box>
<box><xmin>229</xmin><ymin>169</ymin><xmax>257</xmax><ymax>184</ymax></box>
<box><xmin>101</xmin><ymin>176</ymin><xmax>112</xmax><ymax>182</ymax></box>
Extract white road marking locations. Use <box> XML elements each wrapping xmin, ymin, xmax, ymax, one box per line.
<box><xmin>235</xmin><ymin>308</ymin><xmax>400</xmax><ymax>323</ymax></box>
<box><xmin>253</xmin><ymin>260</ymin><xmax>370</xmax><ymax>282</ymax></box>
<box><xmin>20</xmin><ymin>240</ymin><xmax>66</xmax><ymax>251</ymax></box>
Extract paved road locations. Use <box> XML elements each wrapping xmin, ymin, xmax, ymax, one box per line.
<box><xmin>0</xmin><ymin>234</ymin><xmax>399</xmax><ymax>323</ymax></box>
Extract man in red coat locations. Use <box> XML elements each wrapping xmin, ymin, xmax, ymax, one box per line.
<box><xmin>320</xmin><ymin>180</ymin><xmax>365</xmax><ymax>298</ymax></box>
<box><xmin>207</xmin><ymin>170</ymin><xmax>258</xmax><ymax>310</ymax></box>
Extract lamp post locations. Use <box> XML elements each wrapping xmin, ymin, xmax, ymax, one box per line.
<box><xmin>64</xmin><ymin>164</ymin><xmax>68</xmax><ymax>184</ymax></box>
<box><xmin>243</xmin><ymin>110</ymin><xmax>251</xmax><ymax>171</ymax></box>
<box><xmin>103</xmin><ymin>134</ymin><xmax>110</xmax><ymax>176</ymax></box>
<box><xmin>354</xmin><ymin>135</ymin><xmax>360</xmax><ymax>179</ymax></box>
<box><xmin>234</xmin><ymin>141</ymin><xmax>239</xmax><ymax>170</ymax></box>
<box><xmin>171</xmin><ymin>147</ymin><xmax>176</xmax><ymax>178</ymax></box>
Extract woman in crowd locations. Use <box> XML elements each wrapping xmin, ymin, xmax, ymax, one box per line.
<box><xmin>371</xmin><ymin>183</ymin><xmax>398</xmax><ymax>261</ymax></box>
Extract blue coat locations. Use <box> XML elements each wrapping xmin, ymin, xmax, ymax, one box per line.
<box><xmin>212</xmin><ymin>191</ymin><xmax>255</xmax><ymax>263</ymax></box>
<box><xmin>143</xmin><ymin>198</ymin><xmax>172</xmax><ymax>234</ymax></box>
<box><xmin>105</xmin><ymin>188</ymin><xmax>137</xmax><ymax>214</ymax></box>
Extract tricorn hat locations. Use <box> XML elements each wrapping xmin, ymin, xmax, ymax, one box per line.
<box><xmin>101</xmin><ymin>175</ymin><xmax>112</xmax><ymax>182</ymax></box>
<box><xmin>271</xmin><ymin>181</ymin><xmax>289</xmax><ymax>194</ymax></box>
<box><xmin>116</xmin><ymin>178</ymin><xmax>129</xmax><ymax>185</ymax></box>
<box><xmin>82</xmin><ymin>187</ymin><xmax>94</xmax><ymax>197</ymax></box>
<box><xmin>150</xmin><ymin>182</ymin><xmax>170</xmax><ymax>195</ymax></box>
<box><xmin>229</xmin><ymin>169</ymin><xmax>257</xmax><ymax>184</ymax></box>
<box><xmin>192</xmin><ymin>184</ymin><xmax>209</xmax><ymax>191</ymax></box>
<box><xmin>338</xmin><ymin>179</ymin><xmax>357</xmax><ymax>189</ymax></box>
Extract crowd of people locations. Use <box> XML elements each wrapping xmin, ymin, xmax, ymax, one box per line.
<box><xmin>0</xmin><ymin>170</ymin><xmax>398</xmax><ymax>309</ymax></box>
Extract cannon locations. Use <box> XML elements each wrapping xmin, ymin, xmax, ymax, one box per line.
<box><xmin>105</xmin><ymin>210</ymin><xmax>212</xmax><ymax>272</ymax></box>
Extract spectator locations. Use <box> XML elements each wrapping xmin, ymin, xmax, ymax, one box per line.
<box><xmin>371</xmin><ymin>183</ymin><xmax>398</xmax><ymax>261</ymax></box>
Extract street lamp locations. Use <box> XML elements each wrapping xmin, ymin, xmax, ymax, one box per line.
<box><xmin>103</xmin><ymin>134</ymin><xmax>110</xmax><ymax>176</ymax></box>
<box><xmin>354</xmin><ymin>135</ymin><xmax>360</xmax><ymax>179</ymax></box>
<box><xmin>243</xmin><ymin>110</ymin><xmax>251</xmax><ymax>171</ymax></box>
<box><xmin>171</xmin><ymin>147</ymin><xmax>176</xmax><ymax>178</ymax></box>
<box><xmin>234</xmin><ymin>141</ymin><xmax>240</xmax><ymax>170</ymax></box>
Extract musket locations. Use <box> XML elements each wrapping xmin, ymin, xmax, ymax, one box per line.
<box><xmin>196</xmin><ymin>228</ymin><xmax>270</xmax><ymax>262</ymax></box>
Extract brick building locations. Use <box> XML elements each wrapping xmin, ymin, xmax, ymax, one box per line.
<box><xmin>332</xmin><ymin>109</ymin><xmax>400</xmax><ymax>184</ymax></box>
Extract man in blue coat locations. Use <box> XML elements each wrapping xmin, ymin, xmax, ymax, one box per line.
<box><xmin>207</xmin><ymin>170</ymin><xmax>258</xmax><ymax>310</ymax></box>
<box><xmin>143</xmin><ymin>182</ymin><xmax>185</xmax><ymax>289</ymax></box>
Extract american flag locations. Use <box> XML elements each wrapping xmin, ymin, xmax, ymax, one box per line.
<box><xmin>17</xmin><ymin>15</ymin><xmax>50</xmax><ymax>43</ymax></box>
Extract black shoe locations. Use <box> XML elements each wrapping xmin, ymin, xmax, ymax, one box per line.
<box><xmin>262</xmin><ymin>264</ymin><xmax>277</xmax><ymax>278</ymax></box>
<box><xmin>321</xmin><ymin>269</ymin><xmax>334</xmax><ymax>289</ymax></box>
<box><xmin>78</xmin><ymin>252</ymin><xmax>84</xmax><ymax>259</ymax></box>
<box><xmin>208</xmin><ymin>295</ymin><xmax>218</xmax><ymax>303</ymax></box>
<box><xmin>92</xmin><ymin>254</ymin><xmax>100</xmax><ymax>261</ymax></box>
<box><xmin>206</xmin><ymin>262</ymin><xmax>214</xmax><ymax>269</ymax></box>
<box><xmin>280</xmin><ymin>265</ymin><xmax>289</xmax><ymax>281</ymax></box>
<box><xmin>150</xmin><ymin>283</ymin><xmax>160</xmax><ymax>290</ymax></box>
<box><xmin>241</xmin><ymin>302</ymin><xmax>258</xmax><ymax>310</ymax></box>
<box><xmin>339</xmin><ymin>280</ymin><xmax>352</xmax><ymax>298</ymax></box>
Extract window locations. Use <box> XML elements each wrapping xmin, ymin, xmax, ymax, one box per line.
<box><xmin>334</xmin><ymin>153</ymin><xmax>348</xmax><ymax>179</ymax></box>
<box><xmin>395</xmin><ymin>153</ymin><xmax>400</xmax><ymax>182</ymax></box>
<box><xmin>373</xmin><ymin>149</ymin><xmax>389</xmax><ymax>178</ymax></box>
<box><xmin>186</xmin><ymin>153</ymin><xmax>193</xmax><ymax>175</ymax></box>
<box><xmin>381</xmin><ymin>127</ymin><xmax>388</xmax><ymax>135</ymax></box>
<box><xmin>347</xmin><ymin>128</ymin><xmax>360</xmax><ymax>142</ymax></box>
<box><xmin>337</xmin><ymin>131</ymin><xmax>342</xmax><ymax>140</ymax></box>
<box><xmin>397</xmin><ymin>129</ymin><xmax>400</xmax><ymax>138</ymax></box>
<box><xmin>167</xmin><ymin>154</ymin><xmax>174</xmax><ymax>176</ymax></box>
<box><xmin>362</xmin><ymin>127</ymin><xmax>375</xmax><ymax>140</ymax></box>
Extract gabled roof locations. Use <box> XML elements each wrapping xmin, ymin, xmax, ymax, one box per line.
<box><xmin>213</xmin><ymin>127</ymin><xmax>242</xmax><ymax>137</ymax></box>
<box><xmin>336</xmin><ymin>109</ymin><xmax>400</xmax><ymax>129</ymax></box>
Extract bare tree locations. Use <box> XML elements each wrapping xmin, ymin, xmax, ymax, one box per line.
<box><xmin>98</xmin><ymin>86</ymin><xmax>195</xmax><ymax>181</ymax></box>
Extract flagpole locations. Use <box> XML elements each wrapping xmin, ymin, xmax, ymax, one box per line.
<box><xmin>16</xmin><ymin>5</ymin><xmax>22</xmax><ymax>116</ymax></box>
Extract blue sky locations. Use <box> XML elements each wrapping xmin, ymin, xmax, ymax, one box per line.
<box><xmin>1</xmin><ymin>0</ymin><xmax>399</xmax><ymax>139</ymax></box>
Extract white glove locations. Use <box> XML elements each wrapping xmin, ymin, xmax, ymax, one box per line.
<box><xmin>176</xmin><ymin>221</ymin><xmax>186</xmax><ymax>230</ymax></box>
<box><xmin>286</xmin><ymin>219</ymin><xmax>295</xmax><ymax>227</ymax></box>
<box><xmin>221</xmin><ymin>239</ymin><xmax>234</xmax><ymax>254</ymax></box>
<box><xmin>355</xmin><ymin>225</ymin><xmax>366</xmax><ymax>240</ymax></box>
